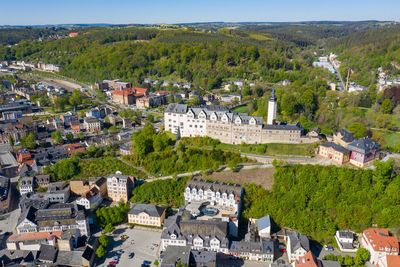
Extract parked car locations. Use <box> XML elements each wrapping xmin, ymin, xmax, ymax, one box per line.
<box><xmin>116</xmin><ymin>250</ymin><xmax>124</xmax><ymax>255</ymax></box>
<box><xmin>278</xmin><ymin>244</ymin><xmax>285</xmax><ymax>249</ymax></box>
<box><xmin>109</xmin><ymin>261</ymin><xmax>117</xmax><ymax>265</ymax></box>
<box><xmin>143</xmin><ymin>260</ymin><xmax>152</xmax><ymax>265</ymax></box>
<box><xmin>280</xmin><ymin>249</ymin><xmax>287</xmax><ymax>253</ymax></box>
<box><xmin>129</xmin><ymin>252</ymin><xmax>135</xmax><ymax>259</ymax></box>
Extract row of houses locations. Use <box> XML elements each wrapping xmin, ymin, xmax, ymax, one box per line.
<box><xmin>319</xmin><ymin>129</ymin><xmax>381</xmax><ymax>167</ymax></box>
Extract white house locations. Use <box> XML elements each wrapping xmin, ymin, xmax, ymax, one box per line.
<box><xmin>256</xmin><ymin>215</ymin><xmax>271</xmax><ymax>239</ymax></box>
<box><xmin>335</xmin><ymin>230</ymin><xmax>357</xmax><ymax>252</ymax></box>
<box><xmin>361</xmin><ymin>228</ymin><xmax>399</xmax><ymax>265</ymax></box>
<box><xmin>286</xmin><ymin>231</ymin><xmax>310</xmax><ymax>263</ymax></box>
<box><xmin>76</xmin><ymin>187</ymin><xmax>102</xmax><ymax>210</ymax></box>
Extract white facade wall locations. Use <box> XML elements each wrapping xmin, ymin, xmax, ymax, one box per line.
<box><xmin>267</xmin><ymin>99</ymin><xmax>276</xmax><ymax>125</ymax></box>
<box><xmin>164</xmin><ymin>110</ymin><xmax>207</xmax><ymax>137</ymax></box>
<box><xmin>184</xmin><ymin>187</ymin><xmax>238</xmax><ymax>213</ymax></box>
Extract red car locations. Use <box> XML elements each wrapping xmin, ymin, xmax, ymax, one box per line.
<box><xmin>109</xmin><ymin>261</ymin><xmax>117</xmax><ymax>265</ymax></box>
<box><xmin>280</xmin><ymin>249</ymin><xmax>287</xmax><ymax>253</ymax></box>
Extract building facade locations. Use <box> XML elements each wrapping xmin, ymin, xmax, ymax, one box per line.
<box><xmin>106</xmin><ymin>172</ymin><xmax>135</xmax><ymax>202</ymax></box>
<box><xmin>128</xmin><ymin>204</ymin><xmax>166</xmax><ymax>227</ymax></box>
<box><xmin>164</xmin><ymin>103</ymin><xmax>303</xmax><ymax>144</ymax></box>
<box><xmin>361</xmin><ymin>228</ymin><xmax>399</xmax><ymax>265</ymax></box>
<box><xmin>318</xmin><ymin>142</ymin><xmax>350</xmax><ymax>165</ymax></box>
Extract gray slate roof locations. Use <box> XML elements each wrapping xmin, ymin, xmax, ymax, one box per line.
<box><xmin>347</xmin><ymin>137</ymin><xmax>380</xmax><ymax>154</ymax></box>
<box><xmin>38</xmin><ymin>244</ymin><xmax>58</xmax><ymax>262</ymax></box>
<box><xmin>320</xmin><ymin>142</ymin><xmax>349</xmax><ymax>154</ymax></box>
<box><xmin>185</xmin><ymin>179</ymin><xmax>243</xmax><ymax>197</ymax></box>
<box><xmin>257</xmin><ymin>215</ymin><xmax>271</xmax><ymax>231</ymax></box>
<box><xmin>129</xmin><ymin>204</ymin><xmax>166</xmax><ymax>217</ymax></box>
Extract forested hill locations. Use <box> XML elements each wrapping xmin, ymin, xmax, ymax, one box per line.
<box><xmin>327</xmin><ymin>25</ymin><xmax>400</xmax><ymax>86</ymax></box>
<box><xmin>0</xmin><ymin>27</ymin><xmax>311</xmax><ymax>88</ymax></box>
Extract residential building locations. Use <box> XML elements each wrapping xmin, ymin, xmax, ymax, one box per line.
<box><xmin>361</xmin><ymin>228</ymin><xmax>399</xmax><ymax>264</ymax></box>
<box><xmin>335</xmin><ymin>230</ymin><xmax>357</xmax><ymax>252</ymax></box>
<box><xmin>112</xmin><ymin>87</ymin><xmax>147</xmax><ymax>105</ymax></box>
<box><xmin>318</xmin><ymin>142</ymin><xmax>350</xmax><ymax>165</ymax></box>
<box><xmin>161</xmin><ymin>210</ymin><xmax>230</xmax><ymax>253</ymax></box>
<box><xmin>136</xmin><ymin>94</ymin><xmax>168</xmax><ymax>109</ymax></box>
<box><xmin>0</xmin><ymin>175</ymin><xmax>11</xmax><ymax>213</ymax></box>
<box><xmin>70</xmin><ymin>120</ymin><xmax>81</xmax><ymax>133</ymax></box>
<box><xmin>164</xmin><ymin>103</ymin><xmax>304</xmax><ymax>144</ymax></box>
<box><xmin>64</xmin><ymin>143</ymin><xmax>85</xmax><ymax>157</ymax></box>
<box><xmin>76</xmin><ymin>187</ymin><xmax>102</xmax><ymax>210</ymax></box>
<box><xmin>60</xmin><ymin>112</ymin><xmax>78</xmax><ymax>126</ymax></box>
<box><xmin>128</xmin><ymin>204</ymin><xmax>166</xmax><ymax>227</ymax></box>
<box><xmin>184</xmin><ymin>179</ymin><xmax>243</xmax><ymax>215</ymax></box>
<box><xmin>0</xmin><ymin>151</ymin><xmax>19</xmax><ymax>178</ymax></box>
<box><xmin>83</xmin><ymin>117</ymin><xmax>101</xmax><ymax>133</ymax></box>
<box><xmin>7</xmin><ymin>231</ymin><xmax>62</xmax><ymax>251</ymax></box>
<box><xmin>120</xmin><ymin>143</ymin><xmax>131</xmax><ymax>155</ymax></box>
<box><xmin>70</xmin><ymin>180</ymin><xmax>90</xmax><ymax>195</ymax></box>
<box><xmin>348</xmin><ymin>137</ymin><xmax>380</xmax><ymax>167</ymax></box>
<box><xmin>377</xmin><ymin>255</ymin><xmax>400</xmax><ymax>267</ymax></box>
<box><xmin>219</xmin><ymin>94</ymin><xmax>242</xmax><ymax>103</ymax></box>
<box><xmin>89</xmin><ymin>177</ymin><xmax>107</xmax><ymax>198</ymax></box>
<box><xmin>16</xmin><ymin>202</ymin><xmax>89</xmax><ymax>236</ymax></box>
<box><xmin>35</xmin><ymin>174</ymin><xmax>50</xmax><ymax>188</ymax></box>
<box><xmin>333</xmin><ymin>129</ymin><xmax>355</xmax><ymax>148</ymax></box>
<box><xmin>255</xmin><ymin>215</ymin><xmax>271</xmax><ymax>239</ymax></box>
<box><xmin>286</xmin><ymin>231</ymin><xmax>310</xmax><ymax>262</ymax></box>
<box><xmin>103</xmin><ymin>79</ymin><xmax>131</xmax><ymax>90</ymax></box>
<box><xmin>160</xmin><ymin>246</ymin><xmax>191</xmax><ymax>267</ymax></box>
<box><xmin>44</xmin><ymin>182</ymin><xmax>71</xmax><ymax>203</ymax></box>
<box><xmin>229</xmin><ymin>218</ymin><xmax>274</xmax><ymax>262</ymax></box>
<box><xmin>19</xmin><ymin>176</ymin><xmax>35</xmax><ymax>195</ymax></box>
<box><xmin>292</xmin><ymin>251</ymin><xmax>340</xmax><ymax>267</ymax></box>
<box><xmin>106</xmin><ymin>172</ymin><xmax>135</xmax><ymax>202</ymax></box>
<box><xmin>17</xmin><ymin>149</ymin><xmax>32</xmax><ymax>164</ymax></box>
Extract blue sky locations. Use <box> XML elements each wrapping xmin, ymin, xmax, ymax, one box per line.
<box><xmin>2</xmin><ymin>0</ymin><xmax>400</xmax><ymax>25</ymax></box>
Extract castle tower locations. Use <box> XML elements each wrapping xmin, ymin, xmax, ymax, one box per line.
<box><xmin>267</xmin><ymin>89</ymin><xmax>277</xmax><ymax>125</ymax></box>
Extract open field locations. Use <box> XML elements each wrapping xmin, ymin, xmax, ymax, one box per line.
<box><xmin>232</xmin><ymin>104</ymin><xmax>249</xmax><ymax>113</ymax></box>
<box><xmin>216</xmin><ymin>142</ymin><xmax>314</xmax><ymax>156</ymax></box>
<box><xmin>203</xmin><ymin>167</ymin><xmax>275</xmax><ymax>189</ymax></box>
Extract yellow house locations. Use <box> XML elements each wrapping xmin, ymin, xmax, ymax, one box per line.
<box><xmin>128</xmin><ymin>204</ymin><xmax>166</xmax><ymax>227</ymax></box>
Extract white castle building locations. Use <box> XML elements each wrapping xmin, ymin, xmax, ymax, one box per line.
<box><xmin>164</xmin><ymin>89</ymin><xmax>304</xmax><ymax>144</ymax></box>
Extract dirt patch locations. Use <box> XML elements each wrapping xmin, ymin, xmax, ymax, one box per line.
<box><xmin>202</xmin><ymin>168</ymin><xmax>275</xmax><ymax>189</ymax></box>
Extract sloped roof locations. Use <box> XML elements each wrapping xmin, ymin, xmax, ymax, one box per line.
<box><xmin>348</xmin><ymin>137</ymin><xmax>380</xmax><ymax>154</ymax></box>
<box><xmin>320</xmin><ymin>142</ymin><xmax>349</xmax><ymax>154</ymax></box>
<box><xmin>129</xmin><ymin>204</ymin><xmax>166</xmax><ymax>217</ymax></box>
<box><xmin>257</xmin><ymin>215</ymin><xmax>271</xmax><ymax>231</ymax></box>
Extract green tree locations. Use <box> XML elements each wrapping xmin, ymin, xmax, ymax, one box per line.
<box><xmin>20</xmin><ymin>133</ymin><xmax>37</xmax><ymax>149</ymax></box>
<box><xmin>69</xmin><ymin>90</ymin><xmax>83</xmax><ymax>108</ymax></box>
<box><xmin>66</xmin><ymin>133</ymin><xmax>74</xmax><ymax>142</ymax></box>
<box><xmin>108</xmin><ymin>126</ymin><xmax>117</xmax><ymax>134</ymax></box>
<box><xmin>8</xmin><ymin>135</ymin><xmax>14</xmax><ymax>147</ymax></box>
<box><xmin>347</xmin><ymin>122</ymin><xmax>367</xmax><ymax>139</ymax></box>
<box><xmin>51</xmin><ymin>130</ymin><xmax>64</xmax><ymax>144</ymax></box>
<box><xmin>148</xmin><ymin>114</ymin><xmax>155</xmax><ymax>123</ymax></box>
<box><xmin>153</xmin><ymin>259</ymin><xmax>159</xmax><ymax>266</ymax></box>
<box><xmin>53</xmin><ymin>158</ymin><xmax>79</xmax><ymax>180</ymax></box>
<box><xmin>99</xmin><ymin>234</ymin><xmax>110</xmax><ymax>248</ymax></box>
<box><xmin>380</xmin><ymin>99</ymin><xmax>393</xmax><ymax>114</ymax></box>
<box><xmin>104</xmin><ymin>223</ymin><xmax>115</xmax><ymax>233</ymax></box>
<box><xmin>354</xmin><ymin>248</ymin><xmax>370</xmax><ymax>266</ymax></box>
<box><xmin>344</xmin><ymin>255</ymin><xmax>354</xmax><ymax>266</ymax></box>
<box><xmin>96</xmin><ymin>245</ymin><xmax>107</xmax><ymax>258</ymax></box>
<box><xmin>376</xmin><ymin>114</ymin><xmax>394</xmax><ymax>130</ymax></box>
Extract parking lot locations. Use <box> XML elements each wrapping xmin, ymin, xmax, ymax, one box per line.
<box><xmin>98</xmin><ymin>227</ymin><xmax>161</xmax><ymax>267</ymax></box>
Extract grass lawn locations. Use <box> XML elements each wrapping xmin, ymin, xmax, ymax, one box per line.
<box><xmin>215</xmin><ymin>142</ymin><xmax>314</xmax><ymax>156</ymax></box>
<box><xmin>232</xmin><ymin>104</ymin><xmax>249</xmax><ymax>113</ymax></box>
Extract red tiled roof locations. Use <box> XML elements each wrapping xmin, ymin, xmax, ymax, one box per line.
<box><xmin>363</xmin><ymin>228</ymin><xmax>399</xmax><ymax>253</ymax></box>
<box><xmin>7</xmin><ymin>231</ymin><xmax>62</xmax><ymax>242</ymax></box>
<box><xmin>294</xmin><ymin>251</ymin><xmax>321</xmax><ymax>267</ymax></box>
<box><xmin>80</xmin><ymin>187</ymin><xmax>100</xmax><ymax>200</ymax></box>
<box><xmin>155</xmin><ymin>91</ymin><xmax>169</xmax><ymax>95</ymax></box>
<box><xmin>387</xmin><ymin>255</ymin><xmax>400</xmax><ymax>267</ymax></box>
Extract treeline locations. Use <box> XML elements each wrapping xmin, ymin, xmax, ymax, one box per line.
<box><xmin>243</xmin><ymin>161</ymin><xmax>400</xmax><ymax>242</ymax></box>
<box><xmin>128</xmin><ymin>124</ymin><xmax>250</xmax><ymax>176</ymax></box>
<box><xmin>0</xmin><ymin>27</ymin><xmax>311</xmax><ymax>89</ymax></box>
<box><xmin>130</xmin><ymin>177</ymin><xmax>188</xmax><ymax>207</ymax></box>
<box><xmin>328</xmin><ymin>25</ymin><xmax>400</xmax><ymax>86</ymax></box>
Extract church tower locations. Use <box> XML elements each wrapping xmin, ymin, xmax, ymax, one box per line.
<box><xmin>267</xmin><ymin>89</ymin><xmax>277</xmax><ymax>125</ymax></box>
